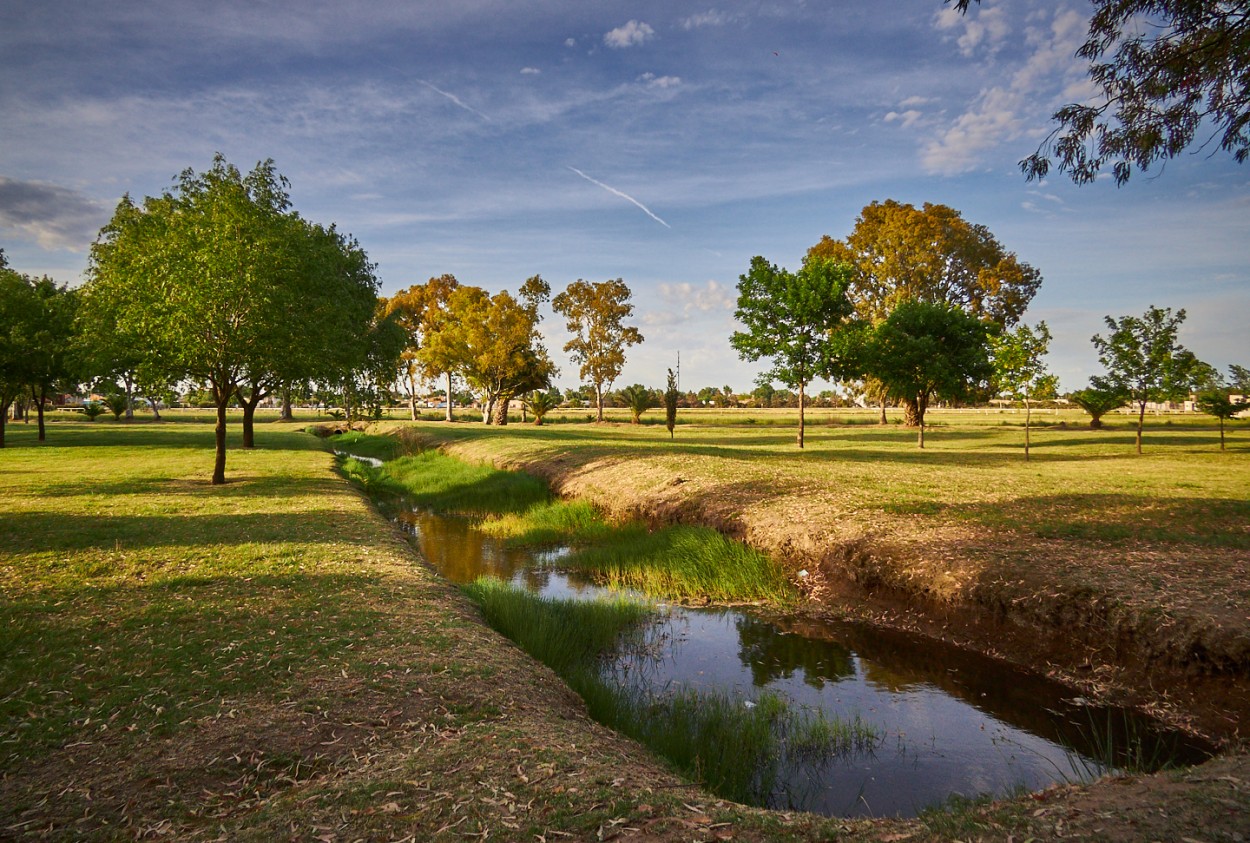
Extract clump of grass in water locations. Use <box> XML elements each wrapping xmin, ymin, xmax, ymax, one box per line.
<box><xmin>565</xmin><ymin>524</ymin><xmax>798</xmax><ymax>604</ymax></box>
<box><xmin>460</xmin><ymin>578</ymin><xmax>880</xmax><ymax>806</ymax></box>
<box><xmin>339</xmin><ymin>456</ymin><xmax>405</xmax><ymax>498</ymax></box>
<box><xmin>477</xmin><ymin>499</ymin><xmax>612</xmax><ymax>547</ymax></box>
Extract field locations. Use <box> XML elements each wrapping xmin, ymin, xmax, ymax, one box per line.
<box><xmin>2</xmin><ymin>414</ymin><xmax>1248</xmax><ymax>840</ymax></box>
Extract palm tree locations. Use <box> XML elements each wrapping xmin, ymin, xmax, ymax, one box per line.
<box><xmin>1069</xmin><ymin>385</ymin><xmax>1127</xmax><ymax>429</ymax></box>
<box><xmin>525</xmin><ymin>390</ymin><xmax>561</xmax><ymax>425</ymax></box>
<box><xmin>616</xmin><ymin>384</ymin><xmax>655</xmax><ymax>424</ymax></box>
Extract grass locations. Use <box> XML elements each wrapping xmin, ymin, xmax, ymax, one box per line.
<box><xmin>348</xmin><ymin>442</ymin><xmax>798</xmax><ymax>604</ymax></box>
<box><xmin>459</xmin><ymin>576</ymin><xmax>880</xmax><ymax>807</ymax></box>
<box><xmin>564</xmin><ymin>523</ymin><xmax>798</xmax><ymax>604</ymax></box>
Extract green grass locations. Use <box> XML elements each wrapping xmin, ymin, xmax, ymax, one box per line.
<box><xmin>459</xmin><ymin>577</ymin><xmax>880</xmax><ymax>806</ymax></box>
<box><xmin>565</xmin><ymin>524</ymin><xmax>798</xmax><ymax>604</ymax></box>
<box><xmin>379</xmin><ymin>450</ymin><xmax>552</xmax><ymax>517</ymax></box>
<box><xmin>475</xmin><ymin>498</ymin><xmax>611</xmax><ymax>546</ymax></box>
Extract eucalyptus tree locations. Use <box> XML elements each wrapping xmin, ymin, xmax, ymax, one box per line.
<box><xmin>730</xmin><ymin>256</ymin><xmax>855</xmax><ymax>448</ymax></box>
<box><xmin>552</xmin><ymin>279</ymin><xmax>643</xmax><ymax>422</ymax></box>
<box><xmin>952</xmin><ymin>0</ymin><xmax>1250</xmax><ymax>185</ymax></box>
<box><xmin>384</xmin><ymin>273</ymin><xmax>459</xmax><ymax>420</ymax></box>
<box><xmin>84</xmin><ymin>155</ymin><xmax>379</xmax><ymax>482</ymax></box>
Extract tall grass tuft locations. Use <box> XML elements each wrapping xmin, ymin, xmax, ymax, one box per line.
<box><xmin>565</xmin><ymin>524</ymin><xmax>798</xmax><ymax>604</ymax></box>
<box><xmin>476</xmin><ymin>499</ymin><xmax>612</xmax><ymax>547</ymax></box>
<box><xmin>459</xmin><ymin>578</ymin><xmax>881</xmax><ymax>807</ymax></box>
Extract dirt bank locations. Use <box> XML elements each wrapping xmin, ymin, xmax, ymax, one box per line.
<box><xmin>401</xmin><ymin>425</ymin><xmax>1250</xmax><ymax>746</ymax></box>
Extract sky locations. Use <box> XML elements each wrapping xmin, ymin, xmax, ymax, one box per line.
<box><xmin>2</xmin><ymin>0</ymin><xmax>1247</xmax><ymax>395</ymax></box>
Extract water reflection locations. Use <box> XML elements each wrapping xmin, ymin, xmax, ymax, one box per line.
<box><xmin>395</xmin><ymin>504</ymin><xmax>1211</xmax><ymax>818</ymax></box>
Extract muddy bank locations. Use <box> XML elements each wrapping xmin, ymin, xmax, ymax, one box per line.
<box><xmin>400</xmin><ymin>427</ymin><xmax>1250</xmax><ymax>745</ymax></box>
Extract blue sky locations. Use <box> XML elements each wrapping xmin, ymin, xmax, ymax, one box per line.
<box><xmin>2</xmin><ymin>0</ymin><xmax>1246</xmax><ymax>394</ymax></box>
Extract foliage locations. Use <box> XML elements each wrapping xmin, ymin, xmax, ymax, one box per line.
<box><xmin>83</xmin><ymin>154</ymin><xmax>378</xmax><ymax>482</ymax></box>
<box><xmin>103</xmin><ymin>393</ymin><xmax>128</xmax><ymax>421</ymax></box>
<box><xmin>809</xmin><ymin>200</ymin><xmax>1042</xmax><ymax>328</ymax></box>
<box><xmin>616</xmin><ymin>383</ymin><xmax>656</xmax><ymax>424</ymax></box>
<box><xmin>552</xmin><ymin>279</ymin><xmax>643</xmax><ymax>422</ymax></box>
<box><xmin>664</xmin><ymin>368</ymin><xmax>679</xmax><ymax>439</ymax></box>
<box><xmin>524</xmin><ymin>389</ymin><xmax>562</xmax><ymax>425</ymax></box>
<box><xmin>992</xmin><ymin>321</ymin><xmax>1056</xmax><ymax>460</ymax></box>
<box><xmin>80</xmin><ymin>401</ymin><xmax>105</xmax><ymax>422</ymax></box>
<box><xmin>730</xmin><ymin>256</ymin><xmax>855</xmax><ymax>448</ymax></box>
<box><xmin>1092</xmin><ymin>305</ymin><xmax>1200</xmax><ymax>453</ymax></box>
<box><xmin>383</xmin><ymin>274</ymin><xmax>459</xmax><ymax>419</ymax></box>
<box><xmin>857</xmin><ymin>300</ymin><xmax>994</xmax><ymax>447</ymax></box>
<box><xmin>1069</xmin><ymin>384</ymin><xmax>1129</xmax><ymax>429</ymax></box>
<box><xmin>1194</xmin><ymin>389</ymin><xmax>1249</xmax><ymax>451</ymax></box>
<box><xmin>954</xmin><ymin>0</ymin><xmax>1250</xmax><ymax>185</ymax></box>
<box><xmin>424</xmin><ymin>282</ymin><xmax>556</xmax><ymax>425</ymax></box>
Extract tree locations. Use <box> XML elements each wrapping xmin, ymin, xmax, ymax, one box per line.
<box><xmin>0</xmin><ymin>253</ymin><xmax>38</xmax><ymax>447</ymax></box>
<box><xmin>809</xmin><ymin>201</ymin><xmax>1041</xmax><ymax>425</ymax></box>
<box><xmin>616</xmin><ymin>383</ymin><xmax>656</xmax><ymax>424</ymax></box>
<box><xmin>384</xmin><ymin>274</ymin><xmax>459</xmax><ymax>420</ymax></box>
<box><xmin>525</xmin><ymin>389</ymin><xmax>561</xmax><ymax>425</ymax></box>
<box><xmin>1092</xmin><ymin>305</ymin><xmax>1201</xmax><ymax>454</ymax></box>
<box><xmin>1195</xmin><ymin>389</ymin><xmax>1249</xmax><ymax>450</ymax></box>
<box><xmin>952</xmin><ymin>0</ymin><xmax>1250</xmax><ymax>185</ymax></box>
<box><xmin>552</xmin><ymin>279</ymin><xmax>643</xmax><ymax>422</ymax></box>
<box><xmin>991</xmin><ymin>321</ymin><xmax>1057</xmax><ymax>460</ymax></box>
<box><xmin>430</xmin><ymin>284</ymin><xmax>556</xmax><ymax>425</ymax></box>
<box><xmin>84</xmin><ymin>155</ymin><xmax>379</xmax><ymax>483</ymax></box>
<box><xmin>730</xmin><ymin>256</ymin><xmax>855</xmax><ymax>448</ymax></box>
<box><xmin>860</xmin><ymin>301</ymin><xmax>994</xmax><ymax>448</ymax></box>
<box><xmin>1069</xmin><ymin>384</ymin><xmax>1128</xmax><ymax>429</ymax></box>
<box><xmin>664</xmin><ymin>368</ymin><xmax>679</xmax><ymax>439</ymax></box>
<box><xmin>1229</xmin><ymin>364</ymin><xmax>1250</xmax><ymax>393</ymax></box>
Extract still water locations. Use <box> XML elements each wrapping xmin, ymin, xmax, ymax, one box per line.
<box><xmin>396</xmin><ymin>506</ymin><xmax>1209</xmax><ymax>818</ymax></box>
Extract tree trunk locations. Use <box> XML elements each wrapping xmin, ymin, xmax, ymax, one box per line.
<box><xmin>32</xmin><ymin>385</ymin><xmax>46</xmax><ymax>442</ymax></box>
<box><xmin>147</xmin><ymin>396</ymin><xmax>162</xmax><ymax>421</ymax></box>
<box><xmin>212</xmin><ymin>382</ymin><xmax>233</xmax><ymax>485</ymax></box>
<box><xmin>492</xmin><ymin>397</ymin><xmax>509</xmax><ymax>426</ymax></box>
<box><xmin>595</xmin><ymin>384</ymin><xmax>604</xmax><ymax>422</ymax></box>
<box><xmin>917</xmin><ymin>419</ymin><xmax>925</xmax><ymax>448</ymax></box>
<box><xmin>797</xmin><ymin>381</ymin><xmax>806</xmax><ymax>449</ymax></box>
<box><xmin>280</xmin><ymin>387</ymin><xmax>293</xmax><ymax>422</ymax></box>
<box><xmin>0</xmin><ymin>403</ymin><xmax>7</xmax><ymax>448</ymax></box>
<box><xmin>445</xmin><ymin>373</ymin><xmax>454</xmax><ymax>422</ymax></box>
<box><xmin>483</xmin><ymin>394</ymin><xmax>495</xmax><ymax>425</ymax></box>
<box><xmin>1136</xmin><ymin>401</ymin><xmax>1146</xmax><ymax>454</ymax></box>
<box><xmin>1219</xmin><ymin>417</ymin><xmax>1225</xmax><ymax>450</ymax></box>
<box><xmin>242</xmin><ymin>394</ymin><xmax>262</xmax><ymax>449</ymax></box>
<box><xmin>1024</xmin><ymin>398</ymin><xmax>1031</xmax><ymax>461</ymax></box>
<box><xmin>879</xmin><ymin>398</ymin><xmax>887</xmax><ymax>425</ymax></box>
<box><xmin>407</xmin><ymin>371</ymin><xmax>418</xmax><ymax>421</ymax></box>
<box><xmin>123</xmin><ymin>371</ymin><xmax>135</xmax><ymax>421</ymax></box>
<box><xmin>903</xmin><ymin>396</ymin><xmax>925</xmax><ymax>427</ymax></box>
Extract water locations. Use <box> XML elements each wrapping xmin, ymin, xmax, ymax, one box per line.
<box><xmin>395</xmin><ymin>507</ymin><xmax>1210</xmax><ymax>818</ymax></box>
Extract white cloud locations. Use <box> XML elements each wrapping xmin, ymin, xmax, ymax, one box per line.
<box><xmin>638</xmin><ymin>72</ymin><xmax>681</xmax><ymax>89</ymax></box>
<box><xmin>899</xmin><ymin>95</ymin><xmax>934</xmax><ymax>108</ymax></box>
<box><xmin>604</xmin><ymin>20</ymin><xmax>655</xmax><ymax>49</ymax></box>
<box><xmin>657</xmin><ymin>280</ymin><xmax>735</xmax><ymax>314</ymax></box>
<box><xmin>564</xmin><ymin>37</ymin><xmax>576</xmax><ymax>48</ymax></box>
<box><xmin>681</xmin><ymin>10</ymin><xmax>730</xmax><ymax>30</ymax></box>
<box><xmin>936</xmin><ymin>2</ymin><xmax>1011</xmax><ymax>58</ymax></box>
<box><xmin>884</xmin><ymin>109</ymin><xmax>923</xmax><ymax>129</ymax></box>
<box><xmin>921</xmin><ymin>7</ymin><xmax>1087</xmax><ymax>175</ymax></box>
<box><xmin>520</xmin><ymin>66</ymin><xmax>541</xmax><ymax>75</ymax></box>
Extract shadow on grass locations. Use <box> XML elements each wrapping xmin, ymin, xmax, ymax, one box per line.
<box><xmin>36</xmin><ymin>472</ymin><xmax>348</xmax><ymax>500</ymax></box>
<box><xmin>950</xmin><ymin>493</ymin><xmax>1250</xmax><ymax>549</ymax></box>
<box><xmin>0</xmin><ymin>423</ymin><xmax>325</xmax><ymax>453</ymax></box>
<box><xmin>0</xmin><ymin>510</ymin><xmax>365</xmax><ymax>552</ymax></box>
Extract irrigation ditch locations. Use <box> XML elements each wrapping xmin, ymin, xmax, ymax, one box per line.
<box><xmin>328</xmin><ymin>428</ymin><xmax>1224</xmax><ymax>821</ymax></box>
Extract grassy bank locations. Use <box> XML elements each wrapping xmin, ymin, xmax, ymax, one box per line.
<box><xmin>370</xmin><ymin>414</ymin><xmax>1250</xmax><ymax>741</ymax></box>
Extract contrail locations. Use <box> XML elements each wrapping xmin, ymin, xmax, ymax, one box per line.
<box><xmin>417</xmin><ymin>79</ymin><xmax>492</xmax><ymax>122</ymax></box>
<box><xmin>567</xmin><ymin>166</ymin><xmax>671</xmax><ymax>229</ymax></box>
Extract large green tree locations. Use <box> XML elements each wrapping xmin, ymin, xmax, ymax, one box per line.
<box><xmin>84</xmin><ymin>155</ymin><xmax>378</xmax><ymax>482</ymax></box>
<box><xmin>859</xmin><ymin>300</ymin><xmax>994</xmax><ymax>449</ymax></box>
<box><xmin>809</xmin><ymin>200</ymin><xmax>1040</xmax><ymax>425</ymax></box>
<box><xmin>991</xmin><ymin>321</ymin><xmax>1057</xmax><ymax>461</ymax></box>
<box><xmin>1091</xmin><ymin>305</ymin><xmax>1198</xmax><ymax>454</ymax></box>
<box><xmin>730</xmin><ymin>256</ymin><xmax>855</xmax><ymax>449</ymax></box>
<box><xmin>951</xmin><ymin>0</ymin><xmax>1249</xmax><ymax>185</ymax></box>
<box><xmin>552</xmin><ymin>279</ymin><xmax>643</xmax><ymax>422</ymax></box>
